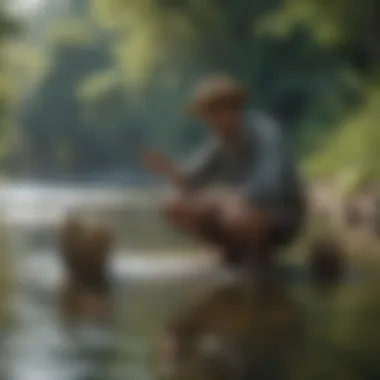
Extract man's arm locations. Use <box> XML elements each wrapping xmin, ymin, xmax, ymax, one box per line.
<box><xmin>142</xmin><ymin>150</ymin><xmax>186</xmax><ymax>187</ymax></box>
<box><xmin>142</xmin><ymin>141</ymin><xmax>221</xmax><ymax>191</ymax></box>
<box><xmin>181</xmin><ymin>141</ymin><xmax>222</xmax><ymax>191</ymax></box>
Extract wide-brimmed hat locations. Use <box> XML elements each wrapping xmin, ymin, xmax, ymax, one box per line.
<box><xmin>188</xmin><ymin>74</ymin><xmax>248</xmax><ymax>115</ymax></box>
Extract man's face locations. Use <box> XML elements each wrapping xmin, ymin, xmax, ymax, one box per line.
<box><xmin>201</xmin><ymin>103</ymin><xmax>243</xmax><ymax>140</ymax></box>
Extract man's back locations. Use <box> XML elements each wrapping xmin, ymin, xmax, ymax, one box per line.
<box><xmin>186</xmin><ymin>110</ymin><xmax>303</xmax><ymax>207</ymax></box>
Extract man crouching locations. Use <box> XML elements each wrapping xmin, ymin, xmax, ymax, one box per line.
<box><xmin>58</xmin><ymin>212</ymin><xmax>114</xmax><ymax>325</ymax></box>
<box><xmin>143</xmin><ymin>74</ymin><xmax>306</xmax><ymax>272</ymax></box>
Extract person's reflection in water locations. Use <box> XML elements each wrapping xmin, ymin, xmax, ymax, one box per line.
<box><xmin>156</xmin><ymin>280</ymin><xmax>304</xmax><ymax>380</ymax></box>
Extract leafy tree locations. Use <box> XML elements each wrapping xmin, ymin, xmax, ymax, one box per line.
<box><xmin>90</xmin><ymin>0</ymin><xmax>359</xmax><ymax>158</ymax></box>
<box><xmin>260</xmin><ymin>0</ymin><xmax>380</xmax><ymax>193</ymax></box>
<box><xmin>18</xmin><ymin>0</ymin><xmax>377</xmax><ymax>184</ymax></box>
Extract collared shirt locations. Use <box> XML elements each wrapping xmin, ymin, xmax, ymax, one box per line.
<box><xmin>183</xmin><ymin>110</ymin><xmax>306</xmax><ymax>220</ymax></box>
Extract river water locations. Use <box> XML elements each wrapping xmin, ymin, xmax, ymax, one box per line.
<box><xmin>0</xmin><ymin>183</ymin><xmax>224</xmax><ymax>380</ymax></box>
<box><xmin>2</xmin><ymin>183</ymin><xmax>380</xmax><ymax>380</ymax></box>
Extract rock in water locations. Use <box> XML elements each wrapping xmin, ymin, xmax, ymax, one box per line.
<box><xmin>308</xmin><ymin>237</ymin><xmax>347</xmax><ymax>285</ymax></box>
<box><xmin>58</xmin><ymin>212</ymin><xmax>115</xmax><ymax>324</ymax></box>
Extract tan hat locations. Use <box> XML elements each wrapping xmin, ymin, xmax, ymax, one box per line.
<box><xmin>188</xmin><ymin>74</ymin><xmax>248</xmax><ymax>115</ymax></box>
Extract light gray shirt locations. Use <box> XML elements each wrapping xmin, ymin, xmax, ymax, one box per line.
<box><xmin>184</xmin><ymin>111</ymin><xmax>305</xmax><ymax>220</ymax></box>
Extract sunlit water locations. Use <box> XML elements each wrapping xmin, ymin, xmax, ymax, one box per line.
<box><xmin>2</xmin><ymin>184</ymin><xmax>380</xmax><ymax>380</ymax></box>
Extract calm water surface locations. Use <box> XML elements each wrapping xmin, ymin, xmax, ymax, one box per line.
<box><xmin>2</xmin><ymin>184</ymin><xmax>380</xmax><ymax>380</ymax></box>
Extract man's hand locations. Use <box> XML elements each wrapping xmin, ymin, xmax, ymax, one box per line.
<box><xmin>142</xmin><ymin>149</ymin><xmax>186</xmax><ymax>187</ymax></box>
<box><xmin>141</xmin><ymin>150</ymin><xmax>175</xmax><ymax>176</ymax></box>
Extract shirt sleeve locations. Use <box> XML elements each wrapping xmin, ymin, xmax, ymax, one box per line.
<box><xmin>182</xmin><ymin>140</ymin><xmax>222</xmax><ymax>191</ymax></box>
<box><xmin>243</xmin><ymin>114</ymin><xmax>285</xmax><ymax>208</ymax></box>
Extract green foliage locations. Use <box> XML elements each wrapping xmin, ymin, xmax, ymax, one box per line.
<box><xmin>88</xmin><ymin>0</ymin><xmax>360</xmax><ymax>157</ymax></box>
<box><xmin>0</xmin><ymin>3</ymin><xmax>20</xmax><ymax>151</ymax></box>
<box><xmin>91</xmin><ymin>0</ymin><xmax>279</xmax><ymax>86</ymax></box>
<box><xmin>307</xmin><ymin>84</ymin><xmax>380</xmax><ymax>195</ymax></box>
<box><xmin>47</xmin><ymin>18</ymin><xmax>94</xmax><ymax>46</ymax></box>
<box><xmin>256</xmin><ymin>1</ymin><xmax>344</xmax><ymax>45</ymax></box>
<box><xmin>257</xmin><ymin>0</ymin><xmax>380</xmax><ymax>188</ymax></box>
<box><xmin>0</xmin><ymin>2</ymin><xmax>15</xmax><ymax>319</ymax></box>
<box><xmin>15</xmin><ymin>0</ymin><xmax>380</xmax><ymax>182</ymax></box>
<box><xmin>257</xmin><ymin>0</ymin><xmax>380</xmax><ymax>51</ymax></box>
<box><xmin>78</xmin><ymin>69</ymin><xmax>120</xmax><ymax>104</ymax></box>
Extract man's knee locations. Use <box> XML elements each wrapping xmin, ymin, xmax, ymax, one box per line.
<box><xmin>163</xmin><ymin>194</ymin><xmax>218</xmax><ymax>231</ymax></box>
<box><xmin>163</xmin><ymin>196</ymin><xmax>188</xmax><ymax>226</ymax></box>
<box><xmin>222</xmin><ymin>212</ymin><xmax>250</xmax><ymax>242</ymax></box>
<box><xmin>221</xmin><ymin>208</ymin><xmax>268</xmax><ymax>244</ymax></box>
